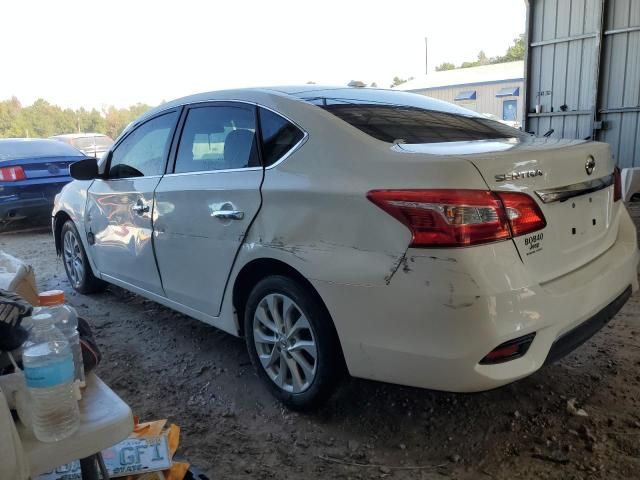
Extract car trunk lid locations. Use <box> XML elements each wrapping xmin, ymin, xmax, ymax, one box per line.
<box><xmin>399</xmin><ymin>138</ymin><xmax>619</xmax><ymax>284</ymax></box>
<box><xmin>1</xmin><ymin>155</ymin><xmax>79</xmax><ymax>180</ymax></box>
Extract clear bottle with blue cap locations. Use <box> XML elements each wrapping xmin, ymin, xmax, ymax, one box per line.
<box><xmin>22</xmin><ymin>312</ymin><xmax>79</xmax><ymax>442</ymax></box>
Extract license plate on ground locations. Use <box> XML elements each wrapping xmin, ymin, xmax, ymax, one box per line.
<box><xmin>38</xmin><ymin>434</ymin><xmax>172</xmax><ymax>479</ymax></box>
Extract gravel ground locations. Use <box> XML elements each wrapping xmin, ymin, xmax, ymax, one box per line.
<box><xmin>2</xmin><ymin>209</ymin><xmax>640</xmax><ymax>480</ymax></box>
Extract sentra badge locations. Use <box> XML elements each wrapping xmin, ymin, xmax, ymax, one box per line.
<box><xmin>495</xmin><ymin>169</ymin><xmax>543</xmax><ymax>182</ymax></box>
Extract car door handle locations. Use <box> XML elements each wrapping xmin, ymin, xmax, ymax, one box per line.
<box><xmin>211</xmin><ymin>210</ymin><xmax>244</xmax><ymax>220</ymax></box>
<box><xmin>132</xmin><ymin>204</ymin><xmax>150</xmax><ymax>214</ymax></box>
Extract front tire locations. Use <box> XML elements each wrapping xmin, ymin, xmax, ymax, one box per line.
<box><xmin>61</xmin><ymin>220</ymin><xmax>106</xmax><ymax>294</ymax></box>
<box><xmin>244</xmin><ymin>275</ymin><xmax>343</xmax><ymax>410</ymax></box>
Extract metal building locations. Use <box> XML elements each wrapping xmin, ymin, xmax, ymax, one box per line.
<box><xmin>524</xmin><ymin>0</ymin><xmax>640</xmax><ymax>167</ymax></box>
<box><xmin>397</xmin><ymin>61</ymin><xmax>525</xmax><ymax>127</ymax></box>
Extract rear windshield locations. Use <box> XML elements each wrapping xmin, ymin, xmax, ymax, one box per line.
<box><xmin>304</xmin><ymin>99</ymin><xmax>526</xmax><ymax>144</ymax></box>
<box><xmin>95</xmin><ymin>136</ymin><xmax>114</xmax><ymax>148</ymax></box>
<box><xmin>72</xmin><ymin>136</ymin><xmax>113</xmax><ymax>150</ymax></box>
<box><xmin>72</xmin><ymin>137</ymin><xmax>95</xmax><ymax>150</ymax></box>
<box><xmin>0</xmin><ymin>140</ymin><xmax>84</xmax><ymax>161</ymax></box>
<box><xmin>71</xmin><ymin>136</ymin><xmax>113</xmax><ymax>149</ymax></box>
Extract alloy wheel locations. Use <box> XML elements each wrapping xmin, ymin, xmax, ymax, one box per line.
<box><xmin>63</xmin><ymin>230</ymin><xmax>84</xmax><ymax>288</ymax></box>
<box><xmin>253</xmin><ymin>293</ymin><xmax>318</xmax><ymax>393</ymax></box>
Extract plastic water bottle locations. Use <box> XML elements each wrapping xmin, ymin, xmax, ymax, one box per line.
<box><xmin>35</xmin><ymin>291</ymin><xmax>85</xmax><ymax>388</ymax></box>
<box><xmin>22</xmin><ymin>313</ymin><xmax>80</xmax><ymax>442</ymax></box>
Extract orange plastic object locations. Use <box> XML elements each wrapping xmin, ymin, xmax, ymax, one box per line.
<box><xmin>38</xmin><ymin>290</ymin><xmax>65</xmax><ymax>306</ymax></box>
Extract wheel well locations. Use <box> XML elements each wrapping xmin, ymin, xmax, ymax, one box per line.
<box><xmin>53</xmin><ymin>211</ymin><xmax>72</xmax><ymax>256</ymax></box>
<box><xmin>233</xmin><ymin>258</ymin><xmax>332</xmax><ymax>338</ymax></box>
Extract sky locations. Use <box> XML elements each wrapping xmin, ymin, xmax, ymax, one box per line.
<box><xmin>0</xmin><ymin>0</ymin><xmax>526</xmax><ymax>110</ymax></box>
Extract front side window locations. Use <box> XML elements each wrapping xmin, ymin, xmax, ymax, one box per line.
<box><xmin>174</xmin><ymin>105</ymin><xmax>258</xmax><ymax>173</ymax></box>
<box><xmin>258</xmin><ymin>108</ymin><xmax>304</xmax><ymax>166</ymax></box>
<box><xmin>108</xmin><ymin>111</ymin><xmax>178</xmax><ymax>179</ymax></box>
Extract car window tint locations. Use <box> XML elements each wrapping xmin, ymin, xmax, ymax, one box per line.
<box><xmin>108</xmin><ymin>111</ymin><xmax>177</xmax><ymax>179</ymax></box>
<box><xmin>308</xmin><ymin>103</ymin><xmax>526</xmax><ymax>144</ymax></box>
<box><xmin>174</xmin><ymin>106</ymin><xmax>259</xmax><ymax>173</ymax></box>
<box><xmin>258</xmin><ymin>108</ymin><xmax>304</xmax><ymax>166</ymax></box>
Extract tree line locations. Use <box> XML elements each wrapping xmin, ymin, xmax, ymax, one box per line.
<box><xmin>0</xmin><ymin>97</ymin><xmax>154</xmax><ymax>140</ymax></box>
<box><xmin>1</xmin><ymin>33</ymin><xmax>525</xmax><ymax>136</ymax></box>
<box><xmin>435</xmin><ymin>34</ymin><xmax>525</xmax><ymax>71</ymax></box>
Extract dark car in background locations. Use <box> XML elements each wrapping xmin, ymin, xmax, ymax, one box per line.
<box><xmin>0</xmin><ymin>138</ymin><xmax>87</xmax><ymax>225</ymax></box>
<box><xmin>50</xmin><ymin>133</ymin><xmax>114</xmax><ymax>159</ymax></box>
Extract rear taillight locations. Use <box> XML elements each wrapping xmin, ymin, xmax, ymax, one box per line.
<box><xmin>0</xmin><ymin>166</ymin><xmax>26</xmax><ymax>182</ymax></box>
<box><xmin>497</xmin><ymin>191</ymin><xmax>547</xmax><ymax>237</ymax></box>
<box><xmin>367</xmin><ymin>189</ymin><xmax>546</xmax><ymax>248</ymax></box>
<box><xmin>614</xmin><ymin>167</ymin><xmax>622</xmax><ymax>202</ymax></box>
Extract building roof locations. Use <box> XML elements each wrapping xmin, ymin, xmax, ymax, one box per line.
<box><xmin>396</xmin><ymin>61</ymin><xmax>524</xmax><ymax>92</ymax></box>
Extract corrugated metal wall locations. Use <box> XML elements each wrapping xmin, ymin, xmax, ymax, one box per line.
<box><xmin>413</xmin><ymin>80</ymin><xmax>525</xmax><ymax>121</ymax></box>
<box><xmin>598</xmin><ymin>0</ymin><xmax>640</xmax><ymax>167</ymax></box>
<box><xmin>525</xmin><ymin>0</ymin><xmax>640</xmax><ymax>167</ymax></box>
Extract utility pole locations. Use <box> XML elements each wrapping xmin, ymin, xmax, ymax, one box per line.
<box><xmin>425</xmin><ymin>37</ymin><xmax>428</xmax><ymax>74</ymax></box>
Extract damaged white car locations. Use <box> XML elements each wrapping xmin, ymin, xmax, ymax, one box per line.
<box><xmin>53</xmin><ymin>86</ymin><xmax>639</xmax><ymax>409</ymax></box>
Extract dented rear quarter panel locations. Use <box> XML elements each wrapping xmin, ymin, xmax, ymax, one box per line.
<box><xmin>222</xmin><ymin>97</ymin><xmax>493</xmax><ymax>331</ymax></box>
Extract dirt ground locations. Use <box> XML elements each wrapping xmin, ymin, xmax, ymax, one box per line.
<box><xmin>2</xmin><ymin>208</ymin><xmax>640</xmax><ymax>480</ymax></box>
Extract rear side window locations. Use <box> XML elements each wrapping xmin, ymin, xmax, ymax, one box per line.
<box><xmin>174</xmin><ymin>105</ymin><xmax>259</xmax><ymax>173</ymax></box>
<box><xmin>258</xmin><ymin>108</ymin><xmax>304</xmax><ymax>166</ymax></box>
<box><xmin>316</xmin><ymin>104</ymin><xmax>526</xmax><ymax>144</ymax></box>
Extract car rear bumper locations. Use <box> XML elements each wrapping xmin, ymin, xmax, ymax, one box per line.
<box><xmin>543</xmin><ymin>285</ymin><xmax>631</xmax><ymax>365</ymax></box>
<box><xmin>313</xmin><ymin>205</ymin><xmax>639</xmax><ymax>392</ymax></box>
<box><xmin>0</xmin><ymin>178</ymin><xmax>70</xmax><ymax>221</ymax></box>
<box><xmin>0</xmin><ymin>196</ymin><xmax>54</xmax><ymax>221</ymax></box>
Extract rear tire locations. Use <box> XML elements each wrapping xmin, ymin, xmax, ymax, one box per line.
<box><xmin>244</xmin><ymin>275</ymin><xmax>343</xmax><ymax>411</ymax></box>
<box><xmin>61</xmin><ymin>220</ymin><xmax>106</xmax><ymax>294</ymax></box>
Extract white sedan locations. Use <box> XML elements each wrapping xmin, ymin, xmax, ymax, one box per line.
<box><xmin>53</xmin><ymin>86</ymin><xmax>639</xmax><ymax>409</ymax></box>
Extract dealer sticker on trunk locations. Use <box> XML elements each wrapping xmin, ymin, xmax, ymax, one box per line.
<box><xmin>524</xmin><ymin>232</ymin><xmax>544</xmax><ymax>255</ymax></box>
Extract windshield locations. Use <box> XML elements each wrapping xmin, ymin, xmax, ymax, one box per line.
<box><xmin>308</xmin><ymin>101</ymin><xmax>527</xmax><ymax>144</ymax></box>
<box><xmin>71</xmin><ymin>136</ymin><xmax>113</xmax><ymax>150</ymax></box>
<box><xmin>0</xmin><ymin>140</ymin><xmax>85</xmax><ymax>161</ymax></box>
<box><xmin>94</xmin><ymin>136</ymin><xmax>114</xmax><ymax>148</ymax></box>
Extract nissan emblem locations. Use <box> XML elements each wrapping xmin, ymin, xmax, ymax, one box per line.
<box><xmin>585</xmin><ymin>156</ymin><xmax>596</xmax><ymax>175</ymax></box>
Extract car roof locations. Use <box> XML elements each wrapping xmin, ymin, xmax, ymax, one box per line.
<box><xmin>134</xmin><ymin>85</ymin><xmax>478</xmax><ymax>133</ymax></box>
<box><xmin>50</xmin><ymin>133</ymin><xmax>109</xmax><ymax>139</ymax></box>
<box><xmin>0</xmin><ymin>138</ymin><xmax>68</xmax><ymax>146</ymax></box>
<box><xmin>0</xmin><ymin>138</ymin><xmax>86</xmax><ymax>161</ymax></box>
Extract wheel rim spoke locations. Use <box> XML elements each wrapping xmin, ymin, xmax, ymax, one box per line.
<box><xmin>288</xmin><ymin>340</ymin><xmax>317</xmax><ymax>358</ymax></box>
<box><xmin>63</xmin><ymin>231</ymin><xmax>83</xmax><ymax>287</ymax></box>
<box><xmin>286</xmin><ymin>313</ymin><xmax>311</xmax><ymax>339</ymax></box>
<box><xmin>282</xmin><ymin>296</ymin><xmax>296</xmax><ymax>334</ymax></box>
<box><xmin>289</xmin><ymin>350</ymin><xmax>315</xmax><ymax>380</ymax></box>
<box><xmin>254</xmin><ymin>329</ymin><xmax>277</xmax><ymax>345</ymax></box>
<box><xmin>259</xmin><ymin>344</ymin><xmax>280</xmax><ymax>370</ymax></box>
<box><xmin>255</xmin><ymin>307</ymin><xmax>277</xmax><ymax>334</ymax></box>
<box><xmin>253</xmin><ymin>292</ymin><xmax>318</xmax><ymax>393</ymax></box>
<box><xmin>275</xmin><ymin>352</ymin><xmax>288</xmax><ymax>387</ymax></box>
<box><xmin>284</xmin><ymin>354</ymin><xmax>304</xmax><ymax>393</ymax></box>
<box><xmin>266</xmin><ymin>295</ymin><xmax>284</xmax><ymax>333</ymax></box>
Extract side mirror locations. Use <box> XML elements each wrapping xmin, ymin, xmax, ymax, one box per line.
<box><xmin>69</xmin><ymin>158</ymin><xmax>99</xmax><ymax>180</ymax></box>
<box><xmin>97</xmin><ymin>151</ymin><xmax>111</xmax><ymax>177</ymax></box>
